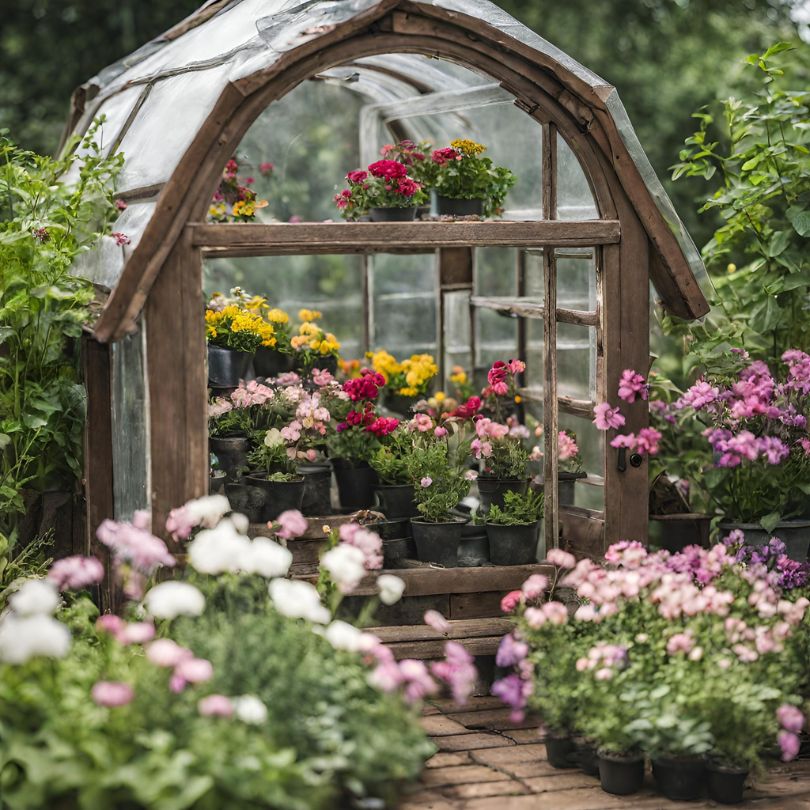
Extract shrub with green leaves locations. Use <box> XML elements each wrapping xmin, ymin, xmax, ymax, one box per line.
<box><xmin>486</xmin><ymin>489</ymin><xmax>544</xmax><ymax>526</ymax></box>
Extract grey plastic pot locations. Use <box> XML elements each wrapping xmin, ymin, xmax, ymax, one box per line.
<box><xmin>209</xmin><ymin>436</ymin><xmax>249</xmax><ymax>483</ymax></box>
<box><xmin>476</xmin><ymin>477</ymin><xmax>527</xmax><ymax>512</ymax></box>
<box><xmin>435</xmin><ymin>195</ymin><xmax>484</xmax><ymax>217</ymax></box>
<box><xmin>374</xmin><ymin>484</ymin><xmax>418</xmax><ymax>519</ymax></box>
<box><xmin>297</xmin><ymin>463</ymin><xmax>332</xmax><ymax>516</ymax></box>
<box><xmin>207</xmin><ymin>344</ymin><xmax>252</xmax><ymax>389</ymax></box>
<box><xmin>253</xmin><ymin>346</ymin><xmax>295</xmax><ymax>379</ymax></box>
<box><xmin>719</xmin><ymin>519</ymin><xmax>810</xmax><ymax>561</ymax></box>
<box><xmin>332</xmin><ymin>459</ymin><xmax>378</xmax><ymax>511</ymax></box>
<box><xmin>243</xmin><ymin>475</ymin><xmax>306</xmax><ymax>522</ymax></box>
<box><xmin>486</xmin><ymin>521</ymin><xmax>541</xmax><ymax>566</ymax></box>
<box><xmin>459</xmin><ymin>524</ymin><xmax>489</xmax><ymax>567</ymax></box>
<box><xmin>225</xmin><ymin>480</ymin><xmax>266</xmax><ymax>524</ymax></box>
<box><xmin>369</xmin><ymin>206</ymin><xmax>417</xmax><ymax>222</ymax></box>
<box><xmin>411</xmin><ymin>518</ymin><xmax>467</xmax><ymax>567</ymax></box>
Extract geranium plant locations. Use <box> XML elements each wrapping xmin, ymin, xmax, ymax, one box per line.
<box><xmin>335</xmin><ymin>159</ymin><xmax>427</xmax><ymax>220</ymax></box>
<box><xmin>431</xmin><ymin>139</ymin><xmax>516</xmax><ymax>217</ymax></box>
<box><xmin>379</xmin><ymin>139</ymin><xmax>434</xmax><ymax>186</ymax></box>
<box><xmin>473</xmin><ymin>417</ymin><xmax>530</xmax><ymax>480</ymax></box>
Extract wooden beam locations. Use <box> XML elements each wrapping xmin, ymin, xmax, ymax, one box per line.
<box><xmin>188</xmin><ymin>220</ymin><xmax>621</xmax><ymax>256</ymax></box>
<box><xmin>386</xmin><ymin>635</ymin><xmax>503</xmax><ymax>661</ymax></box>
<box><xmin>471</xmin><ymin>296</ymin><xmax>598</xmax><ymax>327</ymax></box>
<box><xmin>370</xmin><ymin>617</ymin><xmax>515</xmax><ymax>643</ymax></box>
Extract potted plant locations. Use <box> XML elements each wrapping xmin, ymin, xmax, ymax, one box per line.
<box><xmin>208</xmin><ymin>396</ymin><xmax>249</xmax><ymax>483</ymax></box>
<box><xmin>485</xmin><ymin>489</ymin><xmax>544</xmax><ymax>566</ymax></box>
<box><xmin>252</xmin><ymin>301</ymin><xmax>295</xmax><ymax>378</ymax></box>
<box><xmin>407</xmin><ymin>442</ymin><xmax>472</xmax><ymax>567</ymax></box>
<box><xmin>528</xmin><ymin>426</ymin><xmax>587</xmax><ymax>507</ymax></box>
<box><xmin>245</xmin><ymin>427</ymin><xmax>306</xmax><ymax>522</ymax></box>
<box><xmin>334</xmin><ymin>159</ymin><xmax>428</xmax><ymax>222</ymax></box>
<box><xmin>205</xmin><ymin>290</ymin><xmax>276</xmax><ymax>388</ymax></box>
<box><xmin>368</xmin><ymin>349</ymin><xmax>439</xmax><ymax>416</ymax></box>
<box><xmin>207</xmin><ymin>156</ymin><xmax>268</xmax><ymax>222</ymax></box>
<box><xmin>473</xmin><ymin>417</ymin><xmax>530</xmax><ymax>512</ymax></box>
<box><xmin>430</xmin><ymin>139</ymin><xmax>516</xmax><ymax>217</ymax></box>
<box><xmin>290</xmin><ymin>309</ymin><xmax>341</xmax><ymax>375</ymax></box>
<box><xmin>369</xmin><ymin>426</ymin><xmax>419</xmax><ymax>519</ymax></box>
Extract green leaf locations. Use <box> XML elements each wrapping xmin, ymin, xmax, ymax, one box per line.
<box><xmin>786</xmin><ymin>206</ymin><xmax>810</xmax><ymax>237</ymax></box>
<box><xmin>759</xmin><ymin>511</ymin><xmax>781</xmax><ymax>533</ymax></box>
<box><xmin>0</xmin><ymin>433</ymin><xmax>10</xmax><ymax>450</ymax></box>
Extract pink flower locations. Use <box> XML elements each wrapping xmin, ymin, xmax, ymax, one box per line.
<box><xmin>558</xmin><ymin>431</ymin><xmax>579</xmax><ymax>461</ymax></box>
<box><xmin>311</xmin><ymin>368</ymin><xmax>335</xmax><ymax>386</ymax></box>
<box><xmin>198</xmin><ymin>694</ymin><xmax>234</xmax><ymax>717</ymax></box>
<box><xmin>593</xmin><ymin>402</ymin><xmax>625</xmax><ymax>431</ymax></box>
<box><xmin>274</xmin><ymin>510</ymin><xmax>308</xmax><ymax>540</ymax></box>
<box><xmin>398</xmin><ymin>659</ymin><xmax>438</xmax><ymax>703</ymax></box>
<box><xmin>420</xmin><ymin>477</ymin><xmax>433</xmax><ymax>488</ymax></box>
<box><xmin>496</xmin><ymin>633</ymin><xmax>528</xmax><ymax>667</ymax></box>
<box><xmin>173</xmin><ymin>657</ymin><xmax>214</xmax><ymax>691</ymax></box>
<box><xmin>347</xmin><ymin>169</ymin><xmax>368</xmax><ymax>184</ymax></box>
<box><xmin>424</xmin><ymin>610</ymin><xmax>451</xmax><ymax>634</ymax></box>
<box><xmin>618</xmin><ymin>369</ymin><xmax>648</xmax><ymax>403</ymax></box>
<box><xmin>340</xmin><ymin>525</ymin><xmax>384</xmax><ymax>570</ymax></box>
<box><xmin>676</xmin><ymin>379</ymin><xmax>719</xmax><ymax>410</ymax></box>
<box><xmin>412</xmin><ymin>413</ymin><xmax>433</xmax><ymax>432</ymax></box>
<box><xmin>636</xmin><ymin>427</ymin><xmax>662</xmax><ymax>456</ymax></box>
<box><xmin>146</xmin><ymin>639</ymin><xmax>193</xmax><ymax>668</ymax></box>
<box><xmin>434</xmin><ymin>426</ymin><xmax>448</xmax><ymax>438</ymax></box>
<box><xmin>666</xmin><ymin>631</ymin><xmax>695</xmax><ymax>656</ymax></box>
<box><xmin>48</xmin><ymin>555</ymin><xmax>105</xmax><ymax>591</ymax></box>
<box><xmin>546</xmin><ymin>548</ymin><xmax>576</xmax><ymax>569</ymax></box>
<box><xmin>166</xmin><ymin>506</ymin><xmax>196</xmax><ymax>541</ymax></box>
<box><xmin>111</xmin><ymin>231</ymin><xmax>131</xmax><ymax>246</ymax></box>
<box><xmin>500</xmin><ymin>590</ymin><xmax>523</xmax><ymax>613</ymax></box>
<box><xmin>778</xmin><ymin>730</ymin><xmax>800</xmax><ymax>762</ymax></box>
<box><xmin>259</xmin><ymin>161</ymin><xmax>274</xmax><ymax>175</ymax></box>
<box><xmin>777</xmin><ymin>704</ymin><xmax>805</xmax><ymax>734</ymax></box>
<box><xmin>92</xmin><ymin>681</ymin><xmax>134</xmax><ymax>707</ymax></box>
<box><xmin>119</xmin><ymin>622</ymin><xmax>155</xmax><ymax>645</ymax></box>
<box><xmin>96</xmin><ymin>614</ymin><xmax>125</xmax><ymax>637</ymax></box>
<box><xmin>521</xmin><ymin>574</ymin><xmax>548</xmax><ymax>601</ymax></box>
<box><xmin>115</xmin><ymin>198</ymin><xmax>128</xmax><ymax>211</ymax></box>
<box><xmin>610</xmin><ymin>433</ymin><xmax>637</xmax><ymax>450</ymax></box>
<box><xmin>431</xmin><ymin>641</ymin><xmax>477</xmax><ymax>706</ymax></box>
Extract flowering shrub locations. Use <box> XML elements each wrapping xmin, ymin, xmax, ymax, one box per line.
<box><xmin>431</xmin><ymin>139</ymin><xmax>516</xmax><ymax>217</ymax></box>
<box><xmin>379</xmin><ymin>140</ymin><xmax>434</xmax><ymax>186</ymax></box>
<box><xmin>495</xmin><ymin>540</ymin><xmax>809</xmax><ymax>770</ymax></box>
<box><xmin>334</xmin><ymin>159</ymin><xmax>427</xmax><ymax>219</ymax></box>
<box><xmin>208</xmin><ymin>156</ymin><xmax>269</xmax><ymax>222</ymax></box>
<box><xmin>473</xmin><ymin>417</ymin><xmax>530</xmax><ymax>480</ymax></box>
<box><xmin>367</xmin><ymin>349</ymin><xmax>439</xmax><ymax>397</ymax></box>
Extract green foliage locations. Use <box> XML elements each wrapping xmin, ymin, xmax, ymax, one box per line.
<box><xmin>369</xmin><ymin>426</ymin><xmax>417</xmax><ymax>485</ymax></box>
<box><xmin>486</xmin><ymin>488</ymin><xmax>544</xmax><ymax>526</ymax></box>
<box><xmin>670</xmin><ymin>42</ymin><xmax>810</xmax><ymax>368</ymax></box>
<box><xmin>478</xmin><ymin>437</ymin><xmax>530</xmax><ymax>480</ymax></box>
<box><xmin>0</xmin><ymin>124</ymin><xmax>121</xmax><ymax>546</ymax></box>
<box><xmin>407</xmin><ymin>443</ymin><xmax>470</xmax><ymax>522</ymax></box>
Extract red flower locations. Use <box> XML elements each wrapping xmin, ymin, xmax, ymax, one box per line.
<box><xmin>397</xmin><ymin>177</ymin><xmax>421</xmax><ymax>198</ymax></box>
<box><xmin>347</xmin><ymin>170</ymin><xmax>368</xmax><ymax>184</ymax></box>
<box><xmin>432</xmin><ymin>147</ymin><xmax>459</xmax><ymax>165</ymax></box>
<box><xmin>368</xmin><ymin>160</ymin><xmax>408</xmax><ymax>180</ymax></box>
<box><xmin>343</xmin><ymin>369</ymin><xmax>385</xmax><ymax>402</ymax></box>
<box><xmin>450</xmin><ymin>396</ymin><xmax>482</xmax><ymax>420</ymax></box>
<box><xmin>115</xmin><ymin>198</ymin><xmax>128</xmax><ymax>211</ymax></box>
<box><xmin>224</xmin><ymin>158</ymin><xmax>239</xmax><ymax>178</ymax></box>
<box><xmin>111</xmin><ymin>232</ymin><xmax>131</xmax><ymax>246</ymax></box>
<box><xmin>367</xmin><ymin>416</ymin><xmax>400</xmax><ymax>437</ymax></box>
<box><xmin>259</xmin><ymin>161</ymin><xmax>274</xmax><ymax>175</ymax></box>
<box><xmin>334</xmin><ymin>189</ymin><xmax>353</xmax><ymax>209</ymax></box>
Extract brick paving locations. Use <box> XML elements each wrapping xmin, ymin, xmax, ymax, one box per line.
<box><xmin>398</xmin><ymin>697</ymin><xmax>810</xmax><ymax>809</ymax></box>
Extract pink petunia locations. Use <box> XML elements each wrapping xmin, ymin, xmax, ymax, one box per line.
<box><xmin>593</xmin><ymin>402</ymin><xmax>625</xmax><ymax>431</ymax></box>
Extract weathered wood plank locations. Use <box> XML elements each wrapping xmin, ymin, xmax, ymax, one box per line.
<box><xmin>189</xmin><ymin>220</ymin><xmax>622</xmax><ymax>256</ymax></box>
<box><xmin>370</xmin><ymin>618</ymin><xmax>514</xmax><ymax>643</ymax></box>
<box><xmin>471</xmin><ymin>297</ymin><xmax>598</xmax><ymax>327</ymax></box>
<box><xmin>388</xmin><ymin>635</ymin><xmax>504</xmax><ymax>660</ymax></box>
<box><xmin>450</xmin><ymin>590</ymin><xmax>509</xmax><ymax>620</ymax></box>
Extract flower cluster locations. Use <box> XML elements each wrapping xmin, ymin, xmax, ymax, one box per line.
<box><xmin>208</xmin><ymin>156</ymin><xmax>269</xmax><ymax>222</ymax></box>
<box><xmin>367</xmin><ymin>349</ymin><xmax>439</xmax><ymax>397</ymax></box>
<box><xmin>335</xmin><ymin>156</ymin><xmax>428</xmax><ymax>219</ymax></box>
<box><xmin>205</xmin><ymin>299</ymin><xmax>276</xmax><ymax>353</ymax></box>
<box><xmin>593</xmin><ymin>370</ymin><xmax>662</xmax><ymax>457</ymax></box>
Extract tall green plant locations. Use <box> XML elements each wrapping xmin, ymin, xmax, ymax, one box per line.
<box><xmin>0</xmin><ymin>122</ymin><xmax>122</xmax><ymax>546</ymax></box>
<box><xmin>671</xmin><ymin>42</ymin><xmax>810</xmax><ymax>368</ymax></box>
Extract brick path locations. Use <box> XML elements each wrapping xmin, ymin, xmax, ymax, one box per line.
<box><xmin>399</xmin><ymin>697</ymin><xmax>810</xmax><ymax>809</ymax></box>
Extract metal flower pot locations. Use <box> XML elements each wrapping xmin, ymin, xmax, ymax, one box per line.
<box><xmin>209</xmin><ymin>436</ymin><xmax>249</xmax><ymax>483</ymax></box>
<box><xmin>207</xmin><ymin>344</ymin><xmax>252</xmax><ymax>388</ymax></box>
<box><xmin>486</xmin><ymin>521</ymin><xmax>540</xmax><ymax>566</ymax></box>
<box><xmin>243</xmin><ymin>475</ymin><xmax>306</xmax><ymax>522</ymax></box>
<box><xmin>369</xmin><ymin>206</ymin><xmax>417</xmax><ymax>222</ymax></box>
<box><xmin>374</xmin><ymin>483</ymin><xmax>418</xmax><ymax>519</ymax></box>
<box><xmin>411</xmin><ymin>518</ymin><xmax>466</xmax><ymax>567</ymax></box>
<box><xmin>435</xmin><ymin>194</ymin><xmax>484</xmax><ymax>217</ymax></box>
<box><xmin>719</xmin><ymin>519</ymin><xmax>810</xmax><ymax>561</ymax></box>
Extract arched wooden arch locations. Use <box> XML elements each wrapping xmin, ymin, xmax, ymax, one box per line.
<box><xmin>88</xmin><ymin>0</ymin><xmax>687</xmax><ymax>550</ymax></box>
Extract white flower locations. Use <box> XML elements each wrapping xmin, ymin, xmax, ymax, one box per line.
<box><xmin>0</xmin><ymin>614</ymin><xmax>71</xmax><ymax>663</ymax></box>
<box><xmin>9</xmin><ymin>580</ymin><xmax>60</xmax><ymax>616</ymax></box>
<box><xmin>233</xmin><ymin>695</ymin><xmax>268</xmax><ymax>724</ymax></box>
<box><xmin>241</xmin><ymin>537</ymin><xmax>292</xmax><ymax>578</ymax></box>
<box><xmin>264</xmin><ymin>428</ymin><xmax>284</xmax><ymax>448</ymax></box>
<box><xmin>377</xmin><ymin>574</ymin><xmax>406</xmax><ymax>606</ymax></box>
<box><xmin>321</xmin><ymin>545</ymin><xmax>366</xmax><ymax>593</ymax></box>
<box><xmin>188</xmin><ymin>518</ymin><xmax>251</xmax><ymax>575</ymax></box>
<box><xmin>183</xmin><ymin>495</ymin><xmax>231</xmax><ymax>528</ymax></box>
<box><xmin>144</xmin><ymin>582</ymin><xmax>205</xmax><ymax>620</ymax></box>
<box><xmin>268</xmin><ymin>578</ymin><xmax>330</xmax><ymax>624</ymax></box>
<box><xmin>324</xmin><ymin>620</ymin><xmax>365</xmax><ymax>651</ymax></box>
<box><xmin>230</xmin><ymin>512</ymin><xmax>249</xmax><ymax>534</ymax></box>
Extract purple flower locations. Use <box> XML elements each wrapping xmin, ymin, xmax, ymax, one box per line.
<box><xmin>757</xmin><ymin>436</ymin><xmax>789</xmax><ymax>465</ymax></box>
<box><xmin>496</xmin><ymin>633</ymin><xmax>529</xmax><ymax>668</ymax></box>
<box><xmin>491</xmin><ymin>674</ymin><xmax>530</xmax><ymax>722</ymax></box>
<box><xmin>676</xmin><ymin>379</ymin><xmax>719</xmax><ymax>410</ymax></box>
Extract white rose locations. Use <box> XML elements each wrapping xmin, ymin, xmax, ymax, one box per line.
<box><xmin>264</xmin><ymin>428</ymin><xmax>284</xmax><ymax>448</ymax></box>
<box><xmin>268</xmin><ymin>578</ymin><xmax>330</xmax><ymax>624</ymax></box>
<box><xmin>321</xmin><ymin>545</ymin><xmax>366</xmax><ymax>593</ymax></box>
<box><xmin>9</xmin><ymin>580</ymin><xmax>60</xmax><ymax>616</ymax></box>
<box><xmin>144</xmin><ymin>582</ymin><xmax>205</xmax><ymax>620</ymax></box>
<box><xmin>183</xmin><ymin>494</ymin><xmax>231</xmax><ymax>528</ymax></box>
<box><xmin>377</xmin><ymin>574</ymin><xmax>406</xmax><ymax>606</ymax></box>
<box><xmin>188</xmin><ymin>519</ymin><xmax>251</xmax><ymax>575</ymax></box>
<box><xmin>0</xmin><ymin>614</ymin><xmax>71</xmax><ymax>664</ymax></box>
<box><xmin>233</xmin><ymin>695</ymin><xmax>268</xmax><ymax>725</ymax></box>
<box><xmin>230</xmin><ymin>512</ymin><xmax>249</xmax><ymax>534</ymax></box>
<box><xmin>241</xmin><ymin>537</ymin><xmax>292</xmax><ymax>578</ymax></box>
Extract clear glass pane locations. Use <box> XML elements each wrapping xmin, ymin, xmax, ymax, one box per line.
<box><xmin>444</xmin><ymin>289</ymin><xmax>472</xmax><ymax>388</ymax></box>
<box><xmin>522</xmin><ymin>249</ymin><xmax>545</xmax><ymax>300</ymax></box>
<box><xmin>556</xmin><ymin>251</ymin><xmax>597</xmax><ymax>310</ymax></box>
<box><xmin>474</xmin><ymin>248</ymin><xmax>518</xmax><ymax>376</ymax></box>
<box><xmin>558</xmin><ymin>412</ymin><xmax>605</xmax><ymax>510</ymax></box>
<box><xmin>556</xmin><ymin>132</ymin><xmax>598</xmax><ymax>220</ymax></box>
<box><xmin>557</xmin><ymin>322</ymin><xmax>597</xmax><ymax>400</ymax></box>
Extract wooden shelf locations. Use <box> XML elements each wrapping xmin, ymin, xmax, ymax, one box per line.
<box><xmin>189</xmin><ymin>219</ymin><xmax>621</xmax><ymax>256</ymax></box>
<box><xmin>471</xmin><ymin>296</ymin><xmax>598</xmax><ymax>326</ymax></box>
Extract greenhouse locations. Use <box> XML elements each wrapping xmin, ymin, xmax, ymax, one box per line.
<box><xmin>1</xmin><ymin>0</ymin><xmax>809</xmax><ymax>807</ymax></box>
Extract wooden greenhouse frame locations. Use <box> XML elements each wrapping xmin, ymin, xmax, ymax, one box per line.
<box><xmin>68</xmin><ymin>0</ymin><xmax>709</xmax><ymax>582</ymax></box>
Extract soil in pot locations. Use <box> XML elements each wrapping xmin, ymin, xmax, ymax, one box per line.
<box><xmin>243</xmin><ymin>474</ymin><xmax>306</xmax><ymax>522</ymax></box>
<box><xmin>374</xmin><ymin>483</ymin><xmax>418</xmax><ymax>519</ymax></box>
<box><xmin>719</xmin><ymin>520</ymin><xmax>810</xmax><ymax>561</ymax></box>
<box><xmin>369</xmin><ymin>206</ymin><xmax>417</xmax><ymax>222</ymax></box>
<box><xmin>209</xmin><ymin>436</ymin><xmax>249</xmax><ymax>483</ymax></box>
<box><xmin>225</xmin><ymin>480</ymin><xmax>266</xmax><ymax>524</ymax></box>
<box><xmin>297</xmin><ymin>463</ymin><xmax>333</xmax><ymax>516</ymax></box>
<box><xmin>411</xmin><ymin>519</ymin><xmax>466</xmax><ymax>567</ymax></box>
<box><xmin>575</xmin><ymin>739</ymin><xmax>600</xmax><ymax>778</ymax></box>
<box><xmin>332</xmin><ymin>459</ymin><xmax>378</xmax><ymax>511</ymax></box>
<box><xmin>545</xmin><ymin>733</ymin><xmax>577</xmax><ymax>769</ymax></box>
<box><xmin>706</xmin><ymin>762</ymin><xmax>748</xmax><ymax>805</ymax></box>
<box><xmin>597</xmin><ymin>750</ymin><xmax>645</xmax><ymax>795</ymax></box>
<box><xmin>477</xmin><ymin>477</ymin><xmax>527</xmax><ymax>512</ymax></box>
<box><xmin>652</xmin><ymin>756</ymin><xmax>706</xmax><ymax>801</ymax></box>
<box><xmin>253</xmin><ymin>346</ymin><xmax>295</xmax><ymax>379</ymax></box>
<box><xmin>435</xmin><ymin>194</ymin><xmax>484</xmax><ymax>217</ymax></box>
<box><xmin>208</xmin><ymin>344</ymin><xmax>252</xmax><ymax>388</ymax></box>
<box><xmin>486</xmin><ymin>520</ymin><xmax>540</xmax><ymax>566</ymax></box>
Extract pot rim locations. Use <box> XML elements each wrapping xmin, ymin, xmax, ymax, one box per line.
<box><xmin>435</xmin><ymin>193</ymin><xmax>486</xmax><ymax>202</ymax></box>
<box><xmin>374</xmin><ymin>482</ymin><xmax>414</xmax><ymax>491</ymax></box>
<box><xmin>485</xmin><ymin>519</ymin><xmax>541</xmax><ymax>529</ymax></box>
<box><xmin>706</xmin><ymin>760</ymin><xmax>749</xmax><ymax>775</ymax></box>
<box><xmin>719</xmin><ymin>519</ymin><xmax>810</xmax><ymax>529</ymax></box>
<box><xmin>411</xmin><ymin>516</ymin><xmax>469</xmax><ymax>526</ymax></box>
<box><xmin>596</xmin><ymin>748</ymin><xmax>644</xmax><ymax>763</ymax></box>
<box><xmin>209</xmin><ymin>434</ymin><xmax>248</xmax><ymax>442</ymax></box>
<box><xmin>244</xmin><ymin>473</ymin><xmax>305</xmax><ymax>484</ymax></box>
<box><xmin>207</xmin><ymin>343</ymin><xmax>253</xmax><ymax>357</ymax></box>
<box><xmin>652</xmin><ymin>755</ymin><xmax>707</xmax><ymax>767</ymax></box>
<box><xmin>477</xmin><ymin>476</ymin><xmax>528</xmax><ymax>485</ymax></box>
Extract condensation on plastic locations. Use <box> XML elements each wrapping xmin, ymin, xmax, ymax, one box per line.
<box><xmin>72</xmin><ymin>201</ymin><xmax>157</xmax><ymax>288</ymax></box>
<box><xmin>110</xmin><ymin>327</ymin><xmax>151</xmax><ymax>519</ymax></box>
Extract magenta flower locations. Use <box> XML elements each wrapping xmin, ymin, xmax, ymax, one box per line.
<box><xmin>48</xmin><ymin>555</ymin><xmax>105</xmax><ymax>591</ymax></box>
<box><xmin>779</xmin><ymin>730</ymin><xmax>800</xmax><ymax>762</ymax></box>
<box><xmin>636</xmin><ymin>427</ymin><xmax>662</xmax><ymax>455</ymax></box>
<box><xmin>500</xmin><ymin>590</ymin><xmax>523</xmax><ymax>613</ymax></box>
<box><xmin>431</xmin><ymin>641</ymin><xmax>477</xmax><ymax>706</ymax></box>
<box><xmin>111</xmin><ymin>231</ymin><xmax>131</xmax><ymax>246</ymax></box>
<box><xmin>610</xmin><ymin>433</ymin><xmax>637</xmax><ymax>450</ymax></box>
<box><xmin>491</xmin><ymin>674</ymin><xmax>530</xmax><ymax>723</ymax></box>
<box><xmin>777</xmin><ymin>704</ymin><xmax>805</xmax><ymax>734</ymax></box>
<box><xmin>92</xmin><ymin>681</ymin><xmax>135</xmax><ymax>708</ymax></box>
<box><xmin>593</xmin><ymin>402</ymin><xmax>625</xmax><ymax>431</ymax></box>
<box><xmin>676</xmin><ymin>379</ymin><xmax>719</xmax><ymax>410</ymax></box>
<box><xmin>618</xmin><ymin>369</ymin><xmax>648</xmax><ymax>403</ymax></box>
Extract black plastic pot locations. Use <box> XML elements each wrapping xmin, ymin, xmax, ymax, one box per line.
<box><xmin>209</xmin><ymin>470</ymin><xmax>227</xmax><ymax>495</ymax></box>
<box><xmin>374</xmin><ymin>483</ymin><xmax>418</xmax><ymax>519</ymax></box>
<box><xmin>652</xmin><ymin>756</ymin><xmax>706</xmax><ymax>802</ymax></box>
<box><xmin>411</xmin><ymin>519</ymin><xmax>466</xmax><ymax>567</ymax></box>
<box><xmin>575</xmin><ymin>739</ymin><xmax>600</xmax><ymax>778</ymax></box>
<box><xmin>706</xmin><ymin>762</ymin><xmax>748</xmax><ymax>805</ymax></box>
<box><xmin>477</xmin><ymin>477</ymin><xmax>527</xmax><ymax>512</ymax></box>
<box><xmin>243</xmin><ymin>474</ymin><xmax>306</xmax><ymax>522</ymax></box>
<box><xmin>383</xmin><ymin>393</ymin><xmax>416</xmax><ymax>416</ymax></box>
<box><xmin>297</xmin><ymin>463</ymin><xmax>333</xmax><ymax>516</ymax></box>
<box><xmin>459</xmin><ymin>524</ymin><xmax>489</xmax><ymax>567</ymax></box>
<box><xmin>209</xmin><ymin>436</ymin><xmax>250</xmax><ymax>483</ymax></box>
<box><xmin>719</xmin><ymin>520</ymin><xmax>810</xmax><ymax>561</ymax></box>
<box><xmin>486</xmin><ymin>521</ymin><xmax>540</xmax><ymax>566</ymax></box>
<box><xmin>253</xmin><ymin>346</ymin><xmax>295</xmax><ymax>379</ymax></box>
<box><xmin>651</xmin><ymin>513</ymin><xmax>711</xmax><ymax>553</ymax></box>
<box><xmin>332</xmin><ymin>459</ymin><xmax>378</xmax><ymax>511</ymax></box>
<box><xmin>435</xmin><ymin>195</ymin><xmax>484</xmax><ymax>217</ymax></box>
<box><xmin>225</xmin><ymin>480</ymin><xmax>266</xmax><ymax>524</ymax></box>
<box><xmin>369</xmin><ymin>206</ymin><xmax>417</xmax><ymax>222</ymax></box>
<box><xmin>545</xmin><ymin>733</ymin><xmax>577</xmax><ymax>769</ymax></box>
<box><xmin>208</xmin><ymin>344</ymin><xmax>252</xmax><ymax>388</ymax></box>
<box><xmin>597</xmin><ymin>750</ymin><xmax>645</xmax><ymax>795</ymax></box>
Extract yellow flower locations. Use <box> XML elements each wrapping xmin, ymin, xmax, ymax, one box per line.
<box><xmin>291</xmin><ymin>335</ymin><xmax>308</xmax><ymax>349</ymax></box>
<box><xmin>298</xmin><ymin>308</ymin><xmax>322</xmax><ymax>322</ymax></box>
<box><xmin>451</xmin><ymin>138</ymin><xmax>486</xmax><ymax>156</ymax></box>
<box><xmin>435</xmin><ymin>391</ymin><xmax>446</xmax><ymax>403</ymax></box>
<box><xmin>232</xmin><ymin>201</ymin><xmax>245</xmax><ymax>218</ymax></box>
<box><xmin>399</xmin><ymin>386</ymin><xmax>418</xmax><ymax>396</ymax></box>
<box><xmin>450</xmin><ymin>366</ymin><xmax>468</xmax><ymax>386</ymax></box>
<box><xmin>514</xmin><ymin>395</ymin><xmax>522</xmax><ymax>404</ymax></box>
<box><xmin>727</xmin><ymin>263</ymin><xmax>737</xmax><ymax>274</ymax></box>
<box><xmin>369</xmin><ymin>349</ymin><xmax>401</xmax><ymax>382</ymax></box>
<box><xmin>266</xmin><ymin>308</ymin><xmax>289</xmax><ymax>324</ymax></box>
